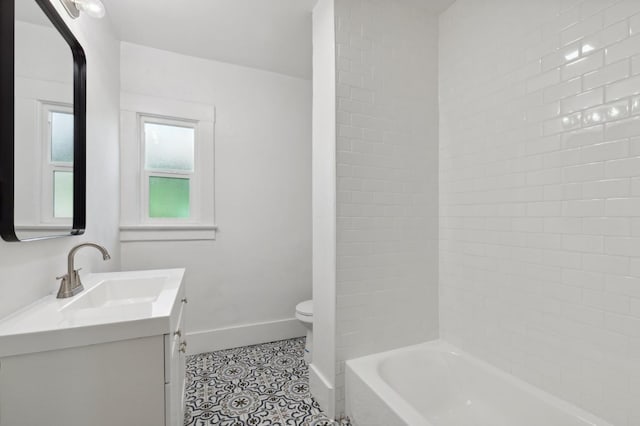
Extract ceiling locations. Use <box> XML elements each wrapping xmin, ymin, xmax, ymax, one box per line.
<box><xmin>102</xmin><ymin>0</ymin><xmax>315</xmax><ymax>79</ymax></box>
<box><xmin>101</xmin><ymin>0</ymin><xmax>456</xmax><ymax>80</ymax></box>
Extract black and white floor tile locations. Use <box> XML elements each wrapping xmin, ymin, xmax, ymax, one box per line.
<box><xmin>184</xmin><ymin>338</ymin><xmax>349</xmax><ymax>426</ymax></box>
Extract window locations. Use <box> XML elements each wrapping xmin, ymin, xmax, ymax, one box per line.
<box><xmin>119</xmin><ymin>93</ymin><xmax>216</xmax><ymax>242</ymax></box>
<box><xmin>42</xmin><ymin>103</ymin><xmax>74</xmax><ymax>222</ymax></box>
<box><xmin>142</xmin><ymin>118</ymin><xmax>196</xmax><ymax>220</ymax></box>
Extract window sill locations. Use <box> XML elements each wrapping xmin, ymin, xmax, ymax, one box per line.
<box><xmin>119</xmin><ymin>225</ymin><xmax>217</xmax><ymax>242</ymax></box>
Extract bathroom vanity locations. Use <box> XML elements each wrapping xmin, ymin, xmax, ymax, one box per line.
<box><xmin>0</xmin><ymin>269</ymin><xmax>187</xmax><ymax>426</ymax></box>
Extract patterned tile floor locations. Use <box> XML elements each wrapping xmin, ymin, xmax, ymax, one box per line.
<box><xmin>184</xmin><ymin>338</ymin><xmax>348</xmax><ymax>426</ymax></box>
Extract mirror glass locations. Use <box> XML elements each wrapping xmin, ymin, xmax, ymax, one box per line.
<box><xmin>13</xmin><ymin>0</ymin><xmax>76</xmax><ymax>240</ymax></box>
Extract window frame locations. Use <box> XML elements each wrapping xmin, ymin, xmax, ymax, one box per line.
<box><xmin>40</xmin><ymin>101</ymin><xmax>74</xmax><ymax>224</ymax></box>
<box><xmin>139</xmin><ymin>114</ymin><xmax>200</xmax><ymax>224</ymax></box>
<box><xmin>119</xmin><ymin>92</ymin><xmax>216</xmax><ymax>242</ymax></box>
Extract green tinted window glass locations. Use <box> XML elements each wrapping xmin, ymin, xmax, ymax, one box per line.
<box><xmin>53</xmin><ymin>171</ymin><xmax>73</xmax><ymax>218</ymax></box>
<box><xmin>51</xmin><ymin>112</ymin><xmax>74</xmax><ymax>163</ymax></box>
<box><xmin>144</xmin><ymin>123</ymin><xmax>195</xmax><ymax>171</ymax></box>
<box><xmin>149</xmin><ymin>176</ymin><xmax>190</xmax><ymax>218</ymax></box>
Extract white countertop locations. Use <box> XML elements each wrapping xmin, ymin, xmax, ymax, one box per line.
<box><xmin>0</xmin><ymin>268</ymin><xmax>185</xmax><ymax>358</ymax></box>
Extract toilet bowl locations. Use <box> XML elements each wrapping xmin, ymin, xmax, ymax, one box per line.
<box><xmin>295</xmin><ymin>300</ymin><xmax>313</xmax><ymax>363</ymax></box>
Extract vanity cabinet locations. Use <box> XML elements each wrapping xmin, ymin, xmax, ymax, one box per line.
<box><xmin>0</xmin><ymin>269</ymin><xmax>187</xmax><ymax>426</ymax></box>
<box><xmin>165</xmin><ymin>290</ymin><xmax>188</xmax><ymax>426</ymax></box>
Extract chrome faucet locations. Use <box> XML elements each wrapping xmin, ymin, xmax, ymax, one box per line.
<box><xmin>56</xmin><ymin>243</ymin><xmax>111</xmax><ymax>299</ymax></box>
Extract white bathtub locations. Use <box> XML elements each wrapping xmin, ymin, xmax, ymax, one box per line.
<box><xmin>345</xmin><ymin>340</ymin><xmax>612</xmax><ymax>426</ymax></box>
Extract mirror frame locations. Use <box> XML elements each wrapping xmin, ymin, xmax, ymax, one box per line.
<box><xmin>0</xmin><ymin>0</ymin><xmax>87</xmax><ymax>242</ymax></box>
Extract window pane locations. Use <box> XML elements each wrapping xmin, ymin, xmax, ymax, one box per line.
<box><xmin>149</xmin><ymin>176</ymin><xmax>190</xmax><ymax>218</ymax></box>
<box><xmin>54</xmin><ymin>171</ymin><xmax>73</xmax><ymax>218</ymax></box>
<box><xmin>51</xmin><ymin>111</ymin><xmax>74</xmax><ymax>163</ymax></box>
<box><xmin>144</xmin><ymin>122</ymin><xmax>195</xmax><ymax>171</ymax></box>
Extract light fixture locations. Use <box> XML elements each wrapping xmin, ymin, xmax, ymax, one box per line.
<box><xmin>60</xmin><ymin>0</ymin><xmax>106</xmax><ymax>19</ymax></box>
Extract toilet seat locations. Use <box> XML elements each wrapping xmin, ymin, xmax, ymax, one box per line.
<box><xmin>295</xmin><ymin>300</ymin><xmax>313</xmax><ymax>317</ymax></box>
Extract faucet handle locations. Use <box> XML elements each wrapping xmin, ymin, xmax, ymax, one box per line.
<box><xmin>56</xmin><ymin>270</ymin><xmax>79</xmax><ymax>280</ymax></box>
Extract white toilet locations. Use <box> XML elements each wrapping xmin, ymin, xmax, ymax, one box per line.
<box><xmin>295</xmin><ymin>300</ymin><xmax>313</xmax><ymax>363</ymax></box>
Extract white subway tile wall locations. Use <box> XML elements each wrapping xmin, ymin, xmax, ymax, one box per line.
<box><xmin>440</xmin><ymin>0</ymin><xmax>640</xmax><ymax>424</ymax></box>
<box><xmin>334</xmin><ymin>0</ymin><xmax>440</xmax><ymax>415</ymax></box>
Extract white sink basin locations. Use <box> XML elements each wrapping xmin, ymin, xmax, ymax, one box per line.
<box><xmin>0</xmin><ymin>269</ymin><xmax>185</xmax><ymax>358</ymax></box>
<box><xmin>62</xmin><ymin>277</ymin><xmax>168</xmax><ymax>311</ymax></box>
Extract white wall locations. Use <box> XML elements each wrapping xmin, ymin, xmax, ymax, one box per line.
<box><xmin>119</xmin><ymin>43</ymin><xmax>312</xmax><ymax>352</ymax></box>
<box><xmin>440</xmin><ymin>1</ymin><xmax>640</xmax><ymax>424</ymax></box>
<box><xmin>310</xmin><ymin>0</ymin><xmax>338</xmax><ymax>418</ymax></box>
<box><xmin>0</xmin><ymin>1</ymin><xmax>121</xmax><ymax>319</ymax></box>
<box><xmin>333</xmin><ymin>0</ymin><xmax>440</xmax><ymax>416</ymax></box>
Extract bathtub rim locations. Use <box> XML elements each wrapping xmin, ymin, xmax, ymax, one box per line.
<box><xmin>345</xmin><ymin>339</ymin><xmax>613</xmax><ymax>426</ymax></box>
<box><xmin>346</xmin><ymin>353</ymin><xmax>428</xmax><ymax>425</ymax></box>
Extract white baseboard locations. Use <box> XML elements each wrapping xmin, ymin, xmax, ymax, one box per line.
<box><xmin>309</xmin><ymin>363</ymin><xmax>336</xmax><ymax>420</ymax></box>
<box><xmin>186</xmin><ymin>318</ymin><xmax>306</xmax><ymax>355</ymax></box>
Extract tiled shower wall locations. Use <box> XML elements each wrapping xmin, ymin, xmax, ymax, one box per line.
<box><xmin>334</xmin><ymin>0</ymin><xmax>439</xmax><ymax>414</ymax></box>
<box><xmin>439</xmin><ymin>0</ymin><xmax>640</xmax><ymax>424</ymax></box>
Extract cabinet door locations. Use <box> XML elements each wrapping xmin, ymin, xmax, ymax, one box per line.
<box><xmin>1</xmin><ymin>337</ymin><xmax>165</xmax><ymax>426</ymax></box>
<box><xmin>178</xmin><ymin>339</ymin><xmax>187</xmax><ymax>422</ymax></box>
<box><xmin>165</xmin><ymin>298</ymin><xmax>186</xmax><ymax>426</ymax></box>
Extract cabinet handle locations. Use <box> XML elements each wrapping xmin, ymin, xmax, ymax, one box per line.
<box><xmin>181</xmin><ymin>298</ymin><xmax>188</xmax><ymax>304</ymax></box>
<box><xmin>179</xmin><ymin>341</ymin><xmax>188</xmax><ymax>353</ymax></box>
<box><xmin>174</xmin><ymin>330</ymin><xmax>182</xmax><ymax>338</ymax></box>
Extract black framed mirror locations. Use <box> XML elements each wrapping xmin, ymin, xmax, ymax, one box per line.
<box><xmin>0</xmin><ymin>0</ymin><xmax>86</xmax><ymax>242</ymax></box>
